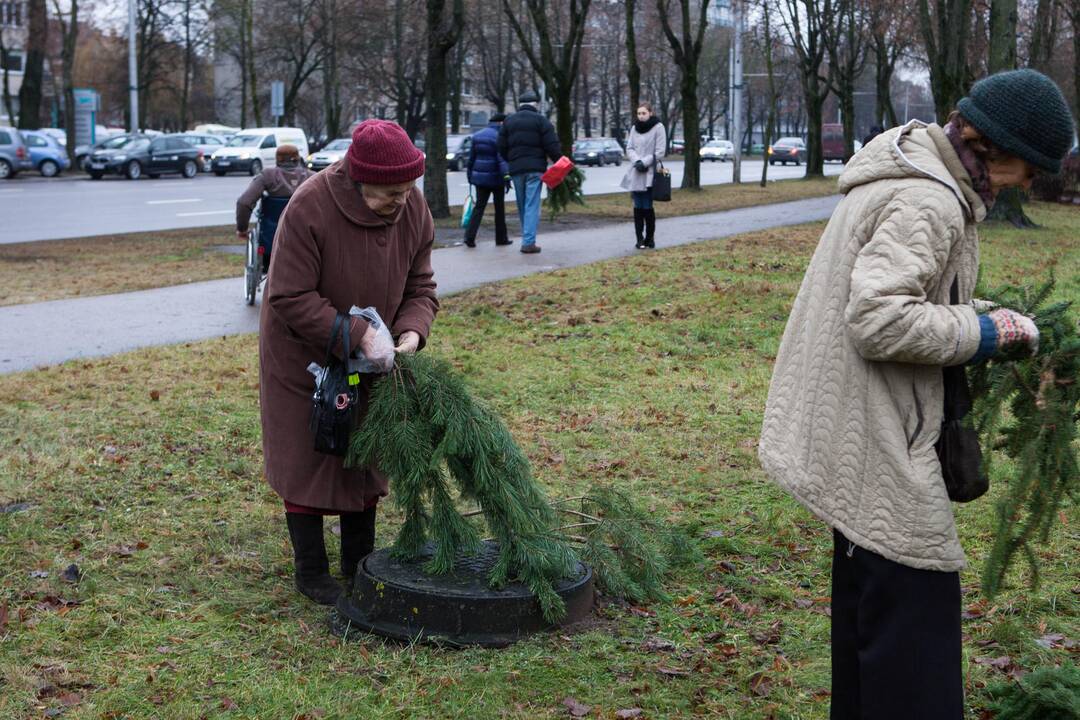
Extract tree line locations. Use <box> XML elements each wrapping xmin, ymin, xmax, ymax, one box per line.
<box><xmin>2</xmin><ymin>0</ymin><xmax>1077</xmax><ymax>215</ymax></box>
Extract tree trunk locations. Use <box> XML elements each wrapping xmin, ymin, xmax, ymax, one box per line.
<box><xmin>0</xmin><ymin>34</ymin><xmax>14</xmax><ymax>126</ymax></box>
<box><xmin>625</xmin><ymin>0</ymin><xmax>641</xmax><ymax>115</ymax></box>
<box><xmin>987</xmin><ymin>0</ymin><xmax>1017</xmax><ymax>72</ymax></box>
<box><xmin>181</xmin><ymin>0</ymin><xmax>193</xmax><ymax>129</ymax></box>
<box><xmin>759</xmin><ymin>0</ymin><xmax>776</xmax><ymax>187</ymax></box>
<box><xmin>17</xmin><ymin>0</ymin><xmax>48</xmax><ymax>129</ymax></box>
<box><xmin>423</xmin><ymin>0</ymin><xmax>465</xmax><ymax>218</ymax></box>
<box><xmin>918</xmin><ymin>0</ymin><xmax>973</xmax><ymax>123</ymax></box>
<box><xmin>656</xmin><ymin>0</ymin><xmax>709</xmax><ymax>189</ymax></box>
<box><xmin>52</xmin><ymin>0</ymin><xmax>80</xmax><ymax>165</ymax></box>
<box><xmin>1027</xmin><ymin>0</ymin><xmax>1058</xmax><ymax>71</ymax></box>
<box><xmin>1073</xmin><ymin>6</ymin><xmax>1080</xmax><ymax>132</ymax></box>
<box><xmin>246</xmin><ymin>0</ymin><xmax>262</xmax><ymax>126</ymax></box>
<box><xmin>804</xmin><ymin>84</ymin><xmax>826</xmax><ymax>176</ymax></box>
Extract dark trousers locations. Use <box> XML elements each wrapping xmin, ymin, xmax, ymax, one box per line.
<box><xmin>465</xmin><ymin>186</ymin><xmax>508</xmax><ymax>245</ymax></box>
<box><xmin>830</xmin><ymin>529</ymin><xmax>963</xmax><ymax>720</ymax></box>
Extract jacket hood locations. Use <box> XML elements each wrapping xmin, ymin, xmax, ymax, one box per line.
<box><xmin>838</xmin><ymin>120</ymin><xmax>986</xmax><ymax>222</ymax></box>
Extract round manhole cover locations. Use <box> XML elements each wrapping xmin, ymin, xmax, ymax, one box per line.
<box><xmin>331</xmin><ymin>540</ymin><xmax>594</xmax><ymax>647</ymax></box>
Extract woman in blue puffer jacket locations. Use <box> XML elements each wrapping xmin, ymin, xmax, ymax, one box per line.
<box><xmin>464</xmin><ymin>114</ymin><xmax>512</xmax><ymax>247</ymax></box>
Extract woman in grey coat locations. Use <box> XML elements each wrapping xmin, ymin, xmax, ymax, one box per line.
<box><xmin>620</xmin><ymin>103</ymin><xmax>666</xmax><ymax>249</ymax></box>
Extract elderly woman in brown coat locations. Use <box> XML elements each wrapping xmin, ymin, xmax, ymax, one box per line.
<box><xmin>259</xmin><ymin>119</ymin><xmax>439</xmax><ymax>604</ymax></box>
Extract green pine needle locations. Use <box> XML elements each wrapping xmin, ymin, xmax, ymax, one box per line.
<box><xmin>969</xmin><ymin>276</ymin><xmax>1080</xmax><ymax>599</ymax></box>
<box><xmin>345</xmin><ymin>353</ymin><xmax>697</xmax><ymax>624</ymax></box>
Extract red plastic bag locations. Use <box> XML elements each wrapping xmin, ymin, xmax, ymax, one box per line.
<box><xmin>541</xmin><ymin>156</ymin><xmax>574</xmax><ymax>189</ymax></box>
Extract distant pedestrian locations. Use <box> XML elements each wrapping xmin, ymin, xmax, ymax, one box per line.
<box><xmin>464</xmin><ymin>113</ymin><xmax>512</xmax><ymax>247</ymax></box>
<box><xmin>497</xmin><ymin>90</ymin><xmax>562</xmax><ymax>254</ymax></box>
<box><xmin>620</xmin><ymin>103</ymin><xmax>666</xmax><ymax>249</ymax></box>
<box><xmin>861</xmin><ymin>125</ymin><xmax>884</xmax><ymax>149</ymax></box>
<box><xmin>235</xmin><ymin>144</ymin><xmax>314</xmax><ymax>271</ymax></box>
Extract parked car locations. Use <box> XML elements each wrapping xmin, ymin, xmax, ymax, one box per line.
<box><xmin>211</xmin><ymin>126</ymin><xmax>309</xmax><ymax>176</ymax></box>
<box><xmin>822</xmin><ymin>123</ymin><xmax>848</xmax><ymax>162</ymax></box>
<box><xmin>445</xmin><ymin>134</ymin><xmax>473</xmax><ymax>171</ymax></box>
<box><xmin>75</xmin><ymin>133</ymin><xmax>146</xmax><ymax>171</ymax></box>
<box><xmin>768</xmin><ymin>137</ymin><xmax>807</xmax><ymax>165</ymax></box>
<box><xmin>572</xmin><ymin>138</ymin><xmax>624</xmax><ymax>166</ymax></box>
<box><xmin>38</xmin><ymin>127</ymin><xmax>68</xmax><ymax>146</ymax></box>
<box><xmin>176</xmin><ymin>132</ymin><xmax>228</xmax><ymax>171</ymax></box>
<box><xmin>307</xmin><ymin>137</ymin><xmax>351</xmax><ymax>171</ymax></box>
<box><xmin>0</xmin><ymin>126</ymin><xmax>33</xmax><ymax>179</ymax></box>
<box><xmin>700</xmin><ymin>139</ymin><xmax>734</xmax><ymax>162</ymax></box>
<box><xmin>193</xmin><ymin>123</ymin><xmax>240</xmax><ymax>137</ymax></box>
<box><xmin>21</xmin><ymin>130</ymin><xmax>71</xmax><ymax>177</ymax></box>
<box><xmin>87</xmin><ymin>134</ymin><xmax>203</xmax><ymax>180</ymax></box>
<box><xmin>670</xmin><ymin>138</ymin><xmax>685</xmax><ymax>154</ymax></box>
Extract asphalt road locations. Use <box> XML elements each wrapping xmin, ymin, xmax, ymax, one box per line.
<box><xmin>0</xmin><ymin>195</ymin><xmax>842</xmax><ymax>372</ymax></box>
<box><xmin>0</xmin><ymin>159</ymin><xmax>843</xmax><ymax>244</ymax></box>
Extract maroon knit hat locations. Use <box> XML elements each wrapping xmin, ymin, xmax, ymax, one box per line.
<box><xmin>346</xmin><ymin>120</ymin><xmax>426</xmax><ymax>184</ymax></box>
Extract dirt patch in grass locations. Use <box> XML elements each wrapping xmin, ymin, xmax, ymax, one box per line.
<box><xmin>2</xmin><ymin>177</ymin><xmax>838</xmax><ymax>308</ymax></box>
<box><xmin>0</xmin><ymin>203</ymin><xmax>1075</xmax><ymax>719</ymax></box>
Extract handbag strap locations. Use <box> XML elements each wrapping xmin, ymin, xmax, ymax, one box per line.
<box><xmin>324</xmin><ymin>313</ymin><xmax>344</xmax><ymax>367</ymax></box>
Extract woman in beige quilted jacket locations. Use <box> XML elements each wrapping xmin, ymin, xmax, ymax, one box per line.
<box><xmin>758</xmin><ymin>70</ymin><xmax>1074</xmax><ymax>719</ymax></box>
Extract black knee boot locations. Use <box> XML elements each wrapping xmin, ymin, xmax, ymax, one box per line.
<box><xmin>340</xmin><ymin>506</ymin><xmax>377</xmax><ymax>588</ymax></box>
<box><xmin>633</xmin><ymin>208</ymin><xmax>645</xmax><ymax>249</ymax></box>
<box><xmin>644</xmin><ymin>209</ymin><xmax>656</xmax><ymax>249</ymax></box>
<box><xmin>285</xmin><ymin>513</ymin><xmax>343</xmax><ymax>605</ymax></box>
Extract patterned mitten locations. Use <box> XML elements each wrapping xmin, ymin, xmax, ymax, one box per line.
<box><xmin>988</xmin><ymin>308</ymin><xmax>1039</xmax><ymax>356</ymax></box>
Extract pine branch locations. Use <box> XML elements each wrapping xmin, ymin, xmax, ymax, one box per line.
<box><xmin>969</xmin><ymin>275</ymin><xmax>1080</xmax><ymax>599</ymax></box>
<box><xmin>346</xmin><ymin>353</ymin><xmax>698</xmax><ymax>623</ymax></box>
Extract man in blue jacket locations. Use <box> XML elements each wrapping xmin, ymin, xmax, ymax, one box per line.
<box><xmin>497</xmin><ymin>91</ymin><xmax>562</xmax><ymax>254</ymax></box>
<box><xmin>465</xmin><ymin>113</ymin><xmax>512</xmax><ymax>247</ymax></box>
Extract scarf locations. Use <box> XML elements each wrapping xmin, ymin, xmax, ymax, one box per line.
<box><xmin>944</xmin><ymin>117</ymin><xmax>994</xmax><ymax>209</ymax></box>
<box><xmin>634</xmin><ymin>116</ymin><xmax>660</xmax><ymax>135</ymax></box>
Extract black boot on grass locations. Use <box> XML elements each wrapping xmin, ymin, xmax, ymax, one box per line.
<box><xmin>633</xmin><ymin>208</ymin><xmax>645</xmax><ymax>249</ymax></box>
<box><xmin>644</xmin><ymin>209</ymin><xmax>656</xmax><ymax>249</ymax></box>
<box><xmin>285</xmin><ymin>512</ymin><xmax>343</xmax><ymax>605</ymax></box>
<box><xmin>339</xmin><ymin>506</ymin><xmax>377</xmax><ymax>592</ymax></box>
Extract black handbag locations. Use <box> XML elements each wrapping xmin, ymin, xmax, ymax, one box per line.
<box><xmin>935</xmin><ymin>280</ymin><xmax>989</xmax><ymax>502</ymax></box>
<box><xmin>309</xmin><ymin>313</ymin><xmax>360</xmax><ymax>456</ymax></box>
<box><xmin>651</xmin><ymin>160</ymin><xmax>672</xmax><ymax>202</ymax></box>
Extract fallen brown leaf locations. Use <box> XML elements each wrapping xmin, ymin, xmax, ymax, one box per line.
<box><xmin>615</xmin><ymin>710</ymin><xmax>643</xmax><ymax>719</ymax></box>
<box><xmin>221</xmin><ymin>696</ymin><xmax>239</xmax><ymax>710</ymax></box>
<box><xmin>749</xmin><ymin>671</ymin><xmax>773</xmax><ymax>697</ymax></box>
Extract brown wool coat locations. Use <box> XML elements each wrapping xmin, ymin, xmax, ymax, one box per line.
<box><xmin>258</xmin><ymin>159</ymin><xmax>439</xmax><ymax>511</ymax></box>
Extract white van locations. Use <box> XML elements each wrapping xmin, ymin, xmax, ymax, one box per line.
<box><xmin>210</xmin><ymin>126</ymin><xmax>309</xmax><ymax>176</ymax></box>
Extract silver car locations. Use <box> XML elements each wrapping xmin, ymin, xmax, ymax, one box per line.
<box><xmin>306</xmin><ymin>137</ymin><xmax>351</xmax><ymax>171</ymax></box>
<box><xmin>700</xmin><ymin>139</ymin><xmax>734</xmax><ymax>162</ymax></box>
<box><xmin>176</xmin><ymin>133</ymin><xmax>228</xmax><ymax>171</ymax></box>
<box><xmin>0</xmin><ymin>126</ymin><xmax>33</xmax><ymax>179</ymax></box>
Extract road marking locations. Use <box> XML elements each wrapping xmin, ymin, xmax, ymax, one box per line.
<box><xmin>176</xmin><ymin>210</ymin><xmax>232</xmax><ymax>217</ymax></box>
<box><xmin>147</xmin><ymin>198</ymin><xmax>202</xmax><ymax>205</ymax></box>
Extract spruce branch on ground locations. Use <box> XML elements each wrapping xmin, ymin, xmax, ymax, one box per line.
<box><xmin>346</xmin><ymin>353</ymin><xmax>696</xmax><ymax>623</ymax></box>
<box><xmin>986</xmin><ymin>663</ymin><xmax>1080</xmax><ymax>720</ymax></box>
<box><xmin>968</xmin><ymin>276</ymin><xmax>1080</xmax><ymax>598</ymax></box>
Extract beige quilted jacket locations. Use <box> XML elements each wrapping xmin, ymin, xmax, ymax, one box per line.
<box><xmin>759</xmin><ymin>121</ymin><xmax>988</xmax><ymax>572</ymax></box>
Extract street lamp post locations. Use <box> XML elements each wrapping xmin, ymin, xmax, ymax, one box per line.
<box><xmin>128</xmin><ymin>0</ymin><xmax>138</xmax><ymax>133</ymax></box>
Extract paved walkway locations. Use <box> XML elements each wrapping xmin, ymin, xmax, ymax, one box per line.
<box><xmin>0</xmin><ymin>196</ymin><xmax>840</xmax><ymax>374</ymax></box>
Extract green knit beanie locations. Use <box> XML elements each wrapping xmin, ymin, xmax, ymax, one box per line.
<box><xmin>957</xmin><ymin>69</ymin><xmax>1075</xmax><ymax>174</ymax></box>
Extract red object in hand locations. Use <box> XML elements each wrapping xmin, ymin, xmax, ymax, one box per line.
<box><xmin>541</xmin><ymin>156</ymin><xmax>574</xmax><ymax>189</ymax></box>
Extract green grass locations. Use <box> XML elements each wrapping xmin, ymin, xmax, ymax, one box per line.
<box><xmin>0</xmin><ymin>203</ymin><xmax>1076</xmax><ymax>719</ymax></box>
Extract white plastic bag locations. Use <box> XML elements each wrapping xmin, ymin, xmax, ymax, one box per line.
<box><xmin>348</xmin><ymin>306</ymin><xmax>395</xmax><ymax>373</ymax></box>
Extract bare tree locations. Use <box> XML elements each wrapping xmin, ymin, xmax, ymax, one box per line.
<box><xmin>502</xmin><ymin>0</ymin><xmax>593</xmax><ymax>152</ymax></box>
<box><xmin>824</xmin><ymin>0</ymin><xmax>868</xmax><ymax>159</ymax></box>
<box><xmin>625</xmin><ymin>0</ymin><xmax>642</xmax><ymax>113</ymax></box>
<box><xmin>51</xmin><ymin>0</ymin><xmax>79</xmax><ymax>162</ymax></box>
<box><xmin>423</xmin><ymin>0</ymin><xmax>465</xmax><ymax>217</ymax></box>
<box><xmin>1067</xmin><ymin>0</ymin><xmax>1080</xmax><ymax>131</ymax></box>
<box><xmin>778</xmin><ymin>0</ymin><xmax>834</xmax><ymax>175</ymax></box>
<box><xmin>758</xmin><ymin>0</ymin><xmax>779</xmax><ymax>185</ymax></box>
<box><xmin>918</xmin><ymin>0</ymin><xmax>974</xmax><ymax>122</ymax></box>
<box><xmin>656</xmin><ymin>0</ymin><xmax>711</xmax><ymax>188</ymax></box>
<box><xmin>1025</xmin><ymin>0</ymin><xmax>1058</xmax><ymax>70</ymax></box>
<box><xmin>866</xmin><ymin>0</ymin><xmax>910</xmax><ymax>128</ymax></box>
<box><xmin>988</xmin><ymin>0</ymin><xmax>1017</xmax><ymax>70</ymax></box>
<box><xmin>16</xmin><ymin>0</ymin><xmax>48</xmax><ymax>128</ymax></box>
<box><xmin>471</xmin><ymin>0</ymin><xmax>517</xmax><ymax>112</ymax></box>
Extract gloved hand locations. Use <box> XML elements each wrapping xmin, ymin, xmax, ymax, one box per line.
<box><xmin>358</xmin><ymin>323</ymin><xmax>396</xmax><ymax>372</ymax></box>
<box><xmin>988</xmin><ymin>308</ymin><xmax>1040</xmax><ymax>356</ymax></box>
<box><xmin>503</xmin><ymin>176</ymin><xmax>512</xmax><ymax>194</ymax></box>
<box><xmin>394</xmin><ymin>330</ymin><xmax>420</xmax><ymax>355</ymax></box>
<box><xmin>970</xmin><ymin>298</ymin><xmax>997</xmax><ymax>314</ymax></box>
<box><xmin>634</xmin><ymin>160</ymin><xmax>646</xmax><ymax>172</ymax></box>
